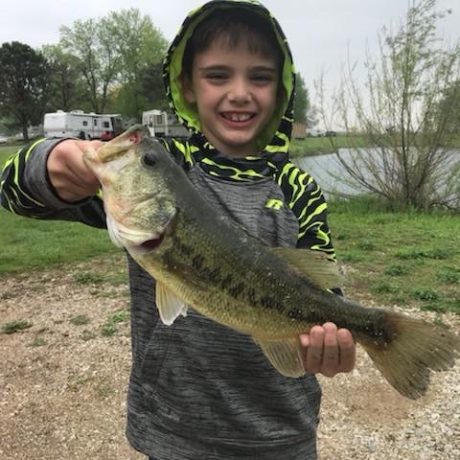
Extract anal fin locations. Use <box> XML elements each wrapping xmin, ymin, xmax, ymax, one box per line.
<box><xmin>255</xmin><ymin>337</ymin><xmax>305</xmax><ymax>378</ymax></box>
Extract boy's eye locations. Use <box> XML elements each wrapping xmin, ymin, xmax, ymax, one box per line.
<box><xmin>205</xmin><ymin>73</ymin><xmax>229</xmax><ymax>82</ymax></box>
<box><xmin>251</xmin><ymin>74</ymin><xmax>275</xmax><ymax>84</ymax></box>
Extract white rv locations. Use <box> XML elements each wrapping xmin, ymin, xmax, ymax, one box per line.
<box><xmin>142</xmin><ymin>110</ymin><xmax>189</xmax><ymax>138</ymax></box>
<box><xmin>43</xmin><ymin>110</ymin><xmax>123</xmax><ymax>140</ymax></box>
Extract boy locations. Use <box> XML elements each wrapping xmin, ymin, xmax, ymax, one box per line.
<box><xmin>1</xmin><ymin>1</ymin><xmax>355</xmax><ymax>458</ymax></box>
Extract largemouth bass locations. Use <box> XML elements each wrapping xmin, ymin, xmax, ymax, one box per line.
<box><xmin>83</xmin><ymin>126</ymin><xmax>460</xmax><ymax>400</ymax></box>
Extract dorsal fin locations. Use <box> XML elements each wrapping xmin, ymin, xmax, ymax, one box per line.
<box><xmin>272</xmin><ymin>248</ymin><xmax>344</xmax><ymax>290</ymax></box>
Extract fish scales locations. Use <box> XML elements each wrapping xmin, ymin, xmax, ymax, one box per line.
<box><xmin>156</xmin><ymin>208</ymin><xmax>349</xmax><ymax>338</ymax></box>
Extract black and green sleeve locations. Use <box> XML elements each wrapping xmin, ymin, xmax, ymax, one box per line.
<box><xmin>276</xmin><ymin>160</ymin><xmax>336</xmax><ymax>259</ymax></box>
<box><xmin>0</xmin><ymin>138</ymin><xmax>106</xmax><ymax>228</ymax></box>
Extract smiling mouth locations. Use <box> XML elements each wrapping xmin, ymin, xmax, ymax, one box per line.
<box><xmin>221</xmin><ymin>112</ymin><xmax>256</xmax><ymax>122</ymax></box>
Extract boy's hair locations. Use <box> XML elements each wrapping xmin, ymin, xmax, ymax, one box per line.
<box><xmin>182</xmin><ymin>7</ymin><xmax>284</xmax><ymax>80</ymax></box>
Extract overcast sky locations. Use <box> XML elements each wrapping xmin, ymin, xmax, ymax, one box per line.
<box><xmin>2</xmin><ymin>0</ymin><xmax>460</xmax><ymax>98</ymax></box>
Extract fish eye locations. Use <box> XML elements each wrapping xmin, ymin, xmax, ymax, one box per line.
<box><xmin>142</xmin><ymin>152</ymin><xmax>157</xmax><ymax>167</ymax></box>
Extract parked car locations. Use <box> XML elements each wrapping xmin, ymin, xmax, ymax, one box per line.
<box><xmin>0</xmin><ymin>135</ymin><xmax>8</xmax><ymax>144</ymax></box>
<box><xmin>325</xmin><ymin>130</ymin><xmax>337</xmax><ymax>137</ymax></box>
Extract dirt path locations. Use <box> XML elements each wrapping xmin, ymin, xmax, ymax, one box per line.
<box><xmin>1</xmin><ymin>258</ymin><xmax>459</xmax><ymax>459</ymax></box>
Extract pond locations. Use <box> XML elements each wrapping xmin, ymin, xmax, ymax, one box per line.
<box><xmin>294</xmin><ymin>149</ymin><xmax>366</xmax><ymax>198</ymax></box>
<box><xmin>294</xmin><ymin>148</ymin><xmax>460</xmax><ymax>200</ymax></box>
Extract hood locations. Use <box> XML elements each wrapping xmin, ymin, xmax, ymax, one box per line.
<box><xmin>162</xmin><ymin>0</ymin><xmax>296</xmax><ymax>155</ymax></box>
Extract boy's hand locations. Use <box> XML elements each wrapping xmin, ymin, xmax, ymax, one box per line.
<box><xmin>47</xmin><ymin>139</ymin><xmax>103</xmax><ymax>202</ymax></box>
<box><xmin>300</xmin><ymin>323</ymin><xmax>356</xmax><ymax>377</ymax></box>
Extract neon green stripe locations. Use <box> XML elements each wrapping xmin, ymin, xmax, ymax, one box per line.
<box><xmin>2</xmin><ymin>155</ymin><xmax>15</xmax><ymax>170</ymax></box>
<box><xmin>172</xmin><ymin>139</ymin><xmax>194</xmax><ymax>165</ymax></box>
<box><xmin>10</xmin><ymin>156</ymin><xmax>46</xmax><ymax>207</ymax></box>
<box><xmin>1</xmin><ymin>193</ymin><xmax>14</xmax><ymax>212</ymax></box>
<box><xmin>13</xmin><ymin>154</ymin><xmax>21</xmax><ymax>185</ymax></box>
<box><xmin>8</xmin><ymin>139</ymin><xmax>50</xmax><ymax>207</ymax></box>
<box><xmin>298</xmin><ymin>202</ymin><xmax>327</xmax><ymax>230</ymax></box>
<box><xmin>277</xmin><ymin>161</ymin><xmax>295</xmax><ymax>185</ymax></box>
<box><xmin>25</xmin><ymin>138</ymin><xmax>47</xmax><ymax>161</ymax></box>
<box><xmin>14</xmin><ymin>182</ymin><xmax>45</xmax><ymax>207</ymax></box>
<box><xmin>287</xmin><ymin>168</ymin><xmax>300</xmax><ymax>208</ymax></box>
<box><xmin>201</xmin><ymin>157</ymin><xmax>265</xmax><ymax>179</ymax></box>
<box><xmin>292</xmin><ymin>172</ymin><xmax>317</xmax><ymax>207</ymax></box>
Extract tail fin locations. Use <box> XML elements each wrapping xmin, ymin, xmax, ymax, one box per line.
<box><xmin>358</xmin><ymin>312</ymin><xmax>460</xmax><ymax>399</ymax></box>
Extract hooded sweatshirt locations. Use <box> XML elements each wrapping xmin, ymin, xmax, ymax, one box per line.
<box><xmin>0</xmin><ymin>1</ymin><xmax>337</xmax><ymax>459</ymax></box>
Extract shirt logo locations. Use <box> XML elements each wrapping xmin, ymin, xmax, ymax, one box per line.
<box><xmin>265</xmin><ymin>199</ymin><xmax>283</xmax><ymax>210</ymax></box>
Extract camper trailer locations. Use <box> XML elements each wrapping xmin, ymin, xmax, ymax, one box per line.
<box><xmin>142</xmin><ymin>110</ymin><xmax>189</xmax><ymax>138</ymax></box>
<box><xmin>43</xmin><ymin>110</ymin><xmax>123</xmax><ymax>140</ymax></box>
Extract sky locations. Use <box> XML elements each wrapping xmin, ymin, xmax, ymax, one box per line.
<box><xmin>2</xmin><ymin>0</ymin><xmax>460</xmax><ymax>102</ymax></box>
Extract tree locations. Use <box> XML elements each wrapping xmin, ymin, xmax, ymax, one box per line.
<box><xmin>101</xmin><ymin>8</ymin><xmax>168</xmax><ymax>119</ymax></box>
<box><xmin>58</xmin><ymin>9</ymin><xmax>167</xmax><ymax>119</ymax></box>
<box><xmin>59</xmin><ymin>18</ymin><xmax>121</xmax><ymax>113</ymax></box>
<box><xmin>41</xmin><ymin>44</ymin><xmax>88</xmax><ymax>111</ymax></box>
<box><xmin>140</xmin><ymin>61</ymin><xmax>169</xmax><ymax>111</ymax></box>
<box><xmin>0</xmin><ymin>42</ymin><xmax>50</xmax><ymax>141</ymax></box>
<box><xmin>293</xmin><ymin>73</ymin><xmax>309</xmax><ymax>124</ymax></box>
<box><xmin>324</xmin><ymin>0</ymin><xmax>460</xmax><ymax>210</ymax></box>
<box><xmin>437</xmin><ymin>79</ymin><xmax>460</xmax><ymax>135</ymax></box>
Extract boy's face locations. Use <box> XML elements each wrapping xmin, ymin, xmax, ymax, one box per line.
<box><xmin>183</xmin><ymin>38</ymin><xmax>280</xmax><ymax>157</ymax></box>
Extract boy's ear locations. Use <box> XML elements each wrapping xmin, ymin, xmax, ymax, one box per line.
<box><xmin>181</xmin><ymin>75</ymin><xmax>196</xmax><ymax>104</ymax></box>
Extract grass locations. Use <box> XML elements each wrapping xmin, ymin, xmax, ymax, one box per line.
<box><xmin>70</xmin><ymin>315</ymin><xmax>91</xmax><ymax>326</ymax></box>
<box><xmin>1</xmin><ymin>320</ymin><xmax>33</xmax><ymax>334</ymax></box>
<box><xmin>0</xmin><ymin>145</ymin><xmax>19</xmax><ymax>166</ymax></box>
<box><xmin>101</xmin><ymin>308</ymin><xmax>130</xmax><ymax>337</ymax></box>
<box><xmin>29</xmin><ymin>336</ymin><xmax>47</xmax><ymax>347</ymax></box>
<box><xmin>0</xmin><ymin>209</ymin><xmax>119</xmax><ymax>274</ymax></box>
<box><xmin>328</xmin><ymin>196</ymin><xmax>460</xmax><ymax>314</ymax></box>
<box><xmin>73</xmin><ymin>269</ymin><xmax>127</xmax><ymax>286</ymax></box>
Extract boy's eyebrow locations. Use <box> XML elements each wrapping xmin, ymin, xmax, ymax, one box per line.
<box><xmin>198</xmin><ymin>64</ymin><xmax>277</xmax><ymax>73</ymax></box>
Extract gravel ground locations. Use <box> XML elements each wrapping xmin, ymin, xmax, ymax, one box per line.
<box><xmin>1</xmin><ymin>259</ymin><xmax>459</xmax><ymax>460</ymax></box>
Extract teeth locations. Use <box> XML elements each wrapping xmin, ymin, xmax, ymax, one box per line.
<box><xmin>224</xmin><ymin>113</ymin><xmax>252</xmax><ymax>122</ymax></box>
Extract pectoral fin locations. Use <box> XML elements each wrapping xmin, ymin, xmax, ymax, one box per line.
<box><xmin>273</xmin><ymin>247</ymin><xmax>344</xmax><ymax>290</ymax></box>
<box><xmin>255</xmin><ymin>337</ymin><xmax>305</xmax><ymax>378</ymax></box>
<box><xmin>156</xmin><ymin>282</ymin><xmax>188</xmax><ymax>325</ymax></box>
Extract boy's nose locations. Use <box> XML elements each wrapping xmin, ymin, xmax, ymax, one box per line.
<box><xmin>227</xmin><ymin>78</ymin><xmax>252</xmax><ymax>103</ymax></box>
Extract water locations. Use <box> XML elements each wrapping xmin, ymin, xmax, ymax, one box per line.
<box><xmin>295</xmin><ymin>148</ymin><xmax>460</xmax><ymax>200</ymax></box>
<box><xmin>294</xmin><ymin>149</ymin><xmax>366</xmax><ymax>198</ymax></box>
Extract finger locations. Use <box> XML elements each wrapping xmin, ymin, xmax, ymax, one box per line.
<box><xmin>299</xmin><ymin>333</ymin><xmax>309</xmax><ymax>348</ymax></box>
<box><xmin>305</xmin><ymin>326</ymin><xmax>325</xmax><ymax>374</ymax></box>
<box><xmin>320</xmin><ymin>322</ymin><xmax>339</xmax><ymax>377</ymax></box>
<box><xmin>71</xmin><ymin>140</ymin><xmax>102</xmax><ymax>185</ymax></box>
<box><xmin>66</xmin><ymin>153</ymin><xmax>99</xmax><ymax>189</ymax></box>
<box><xmin>337</xmin><ymin>328</ymin><xmax>356</xmax><ymax>373</ymax></box>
